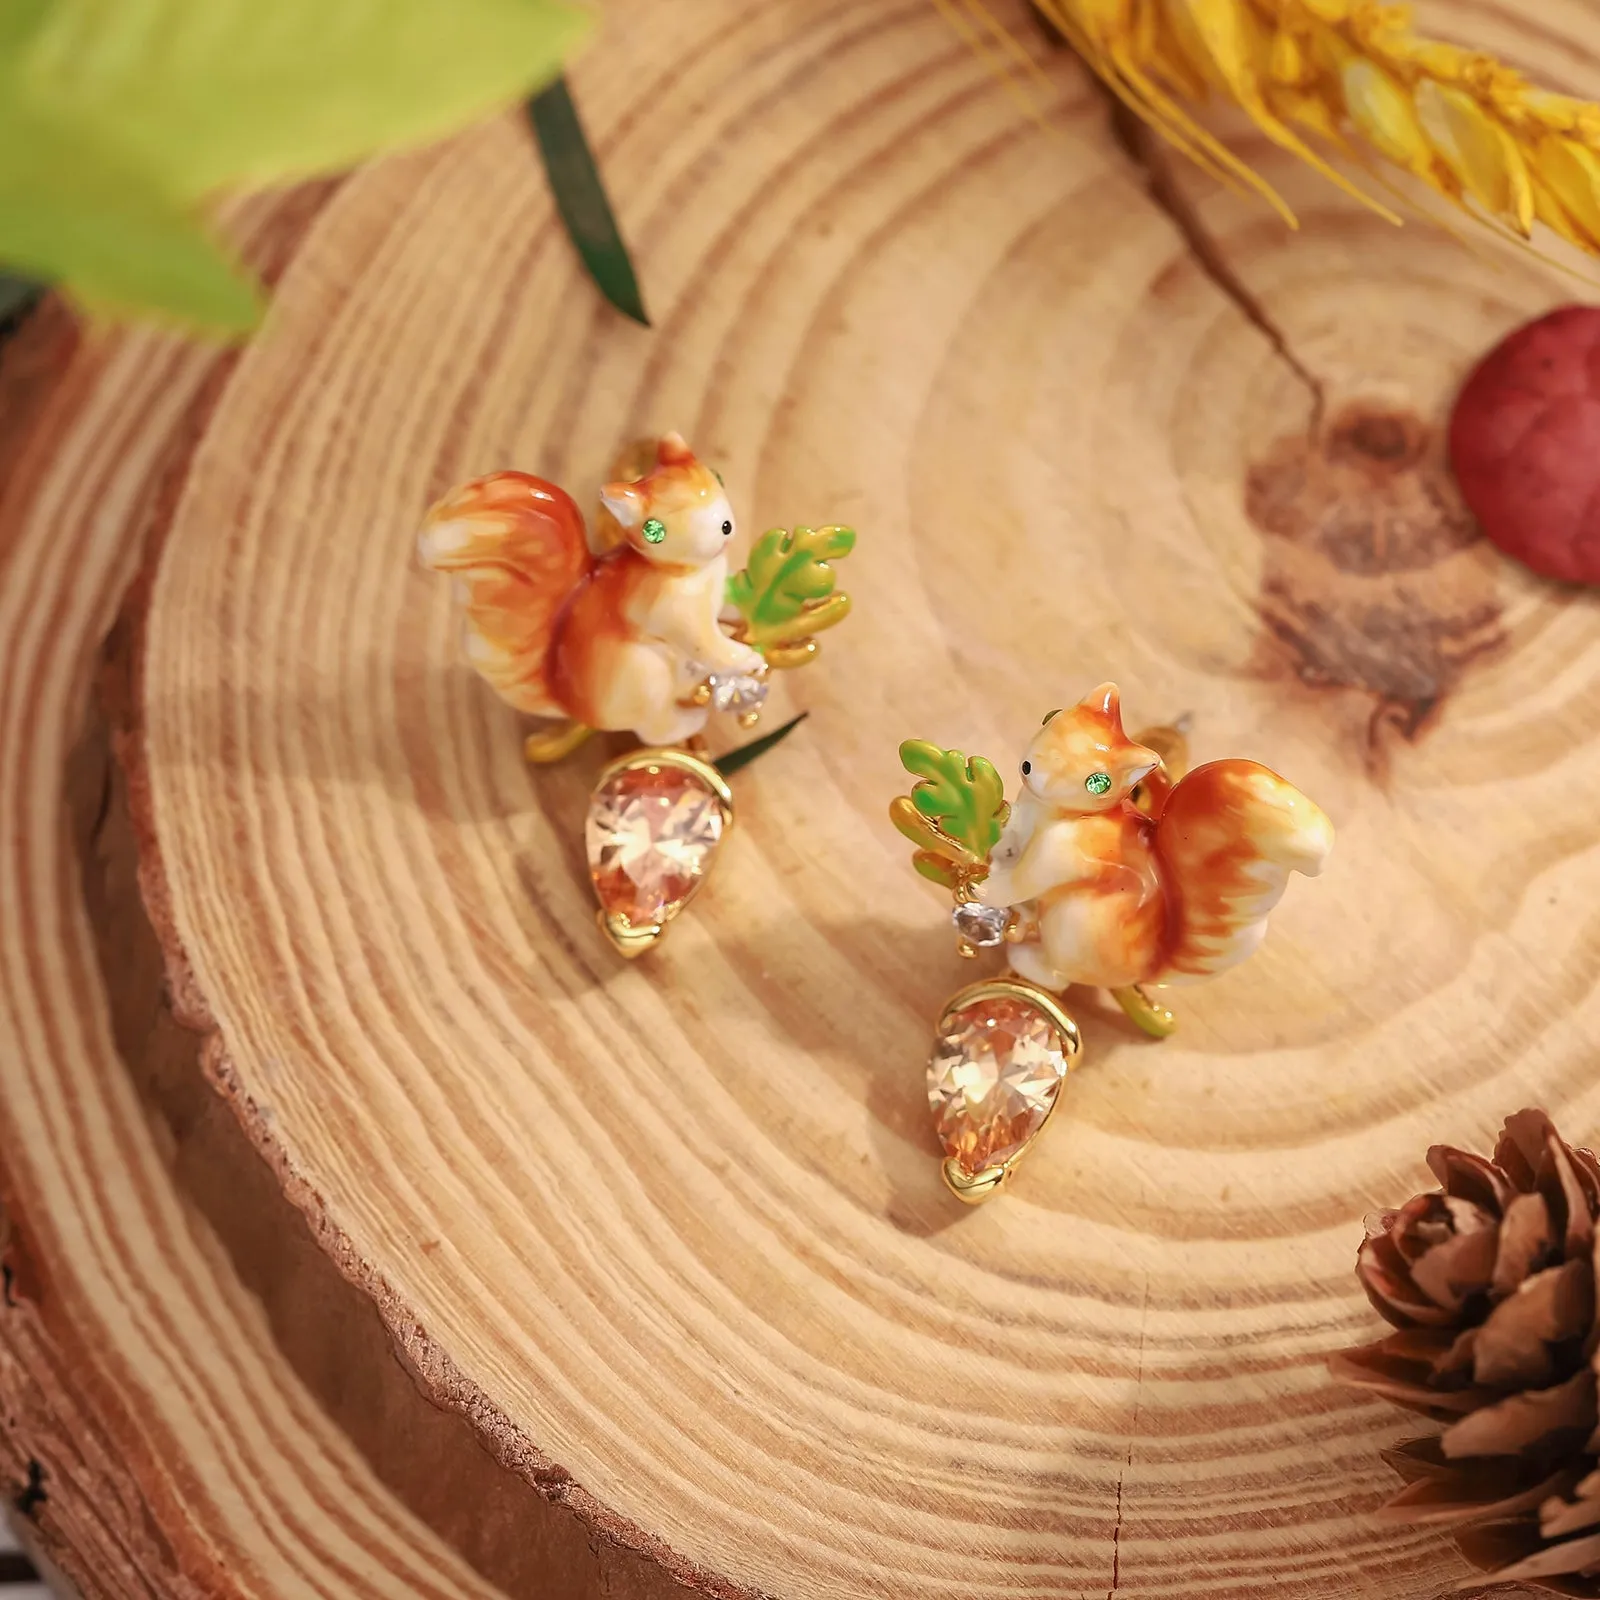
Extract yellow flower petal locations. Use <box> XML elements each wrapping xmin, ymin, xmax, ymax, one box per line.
<box><xmin>1158</xmin><ymin>0</ymin><xmax>1223</xmax><ymax>95</ymax></box>
<box><xmin>1268</xmin><ymin>26</ymin><xmax>1308</xmax><ymax>87</ymax></box>
<box><xmin>1387</xmin><ymin>37</ymin><xmax>1474</xmax><ymax>82</ymax></box>
<box><xmin>1414</xmin><ymin>79</ymin><xmax>1533</xmax><ymax>232</ymax></box>
<box><xmin>950</xmin><ymin>0</ymin><xmax>1600</xmax><ymax>263</ymax></box>
<box><xmin>1504</xmin><ymin>140</ymin><xmax>1536</xmax><ymax>235</ymax></box>
<box><xmin>1536</xmin><ymin>135</ymin><xmax>1600</xmax><ymax>249</ymax></box>
<box><xmin>1133</xmin><ymin>0</ymin><xmax>1209</xmax><ymax>99</ymax></box>
<box><xmin>1529</xmin><ymin>173</ymin><xmax>1597</xmax><ymax>252</ymax></box>
<box><xmin>1341</xmin><ymin>57</ymin><xmax>1434</xmax><ymax>174</ymax></box>
<box><xmin>1414</xmin><ymin>81</ymin><xmax>1507</xmax><ymax>208</ymax></box>
<box><xmin>1522</xmin><ymin>90</ymin><xmax>1585</xmax><ymax>135</ymax></box>
<box><xmin>1270</xmin><ymin>86</ymin><xmax>1343</xmax><ymax>146</ymax></box>
<box><xmin>1179</xmin><ymin>0</ymin><xmax>1403</xmax><ymax>221</ymax></box>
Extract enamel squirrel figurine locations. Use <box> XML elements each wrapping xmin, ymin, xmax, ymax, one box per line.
<box><xmin>893</xmin><ymin>684</ymin><xmax>1333</xmax><ymax>1201</ymax></box>
<box><xmin>978</xmin><ymin>684</ymin><xmax>1333</xmax><ymax>995</ymax></box>
<box><xmin>417</xmin><ymin>432</ymin><xmax>771</xmax><ymax>751</ymax></box>
<box><xmin>417</xmin><ymin>432</ymin><xmax>855</xmax><ymax>955</ymax></box>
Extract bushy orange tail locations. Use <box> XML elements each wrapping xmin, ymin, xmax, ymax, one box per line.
<box><xmin>417</xmin><ymin>472</ymin><xmax>591</xmax><ymax>716</ymax></box>
<box><xmin>1152</xmin><ymin>760</ymin><xmax>1333</xmax><ymax>983</ymax></box>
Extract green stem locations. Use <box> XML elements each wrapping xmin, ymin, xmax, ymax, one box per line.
<box><xmin>715</xmin><ymin>713</ymin><xmax>807</xmax><ymax>778</ymax></box>
<box><xmin>528</xmin><ymin>77</ymin><xmax>648</xmax><ymax>327</ymax></box>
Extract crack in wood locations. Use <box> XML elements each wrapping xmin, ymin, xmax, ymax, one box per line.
<box><xmin>1107</xmin><ymin>1277</ymin><xmax>1150</xmax><ymax>1600</ymax></box>
<box><xmin>1106</xmin><ymin>1462</ymin><xmax>1126</xmax><ymax>1599</ymax></box>
<box><xmin>1101</xmin><ymin>94</ymin><xmax>1328</xmax><ymax>432</ymax></box>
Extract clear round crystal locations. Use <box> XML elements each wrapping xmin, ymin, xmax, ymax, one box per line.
<box><xmin>707</xmin><ymin>671</ymin><xmax>769</xmax><ymax>714</ymax></box>
<box><xmin>951</xmin><ymin>901</ymin><xmax>1009</xmax><ymax>947</ymax></box>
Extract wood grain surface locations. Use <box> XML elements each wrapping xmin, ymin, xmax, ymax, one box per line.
<box><xmin>8</xmin><ymin>0</ymin><xmax>1600</xmax><ymax>1596</ymax></box>
<box><xmin>0</xmin><ymin>197</ymin><xmax>530</xmax><ymax>1600</ymax></box>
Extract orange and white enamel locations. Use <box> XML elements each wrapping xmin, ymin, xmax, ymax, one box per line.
<box><xmin>977</xmin><ymin>685</ymin><xmax>1333</xmax><ymax>991</ymax></box>
<box><xmin>417</xmin><ymin>433</ymin><xmax>764</xmax><ymax>746</ymax></box>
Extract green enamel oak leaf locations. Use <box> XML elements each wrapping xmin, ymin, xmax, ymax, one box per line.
<box><xmin>726</xmin><ymin>525</ymin><xmax>855</xmax><ymax>668</ymax></box>
<box><xmin>891</xmin><ymin>741</ymin><xmax>1009</xmax><ymax>890</ymax></box>
<box><xmin>0</xmin><ymin>0</ymin><xmax>589</xmax><ymax>331</ymax></box>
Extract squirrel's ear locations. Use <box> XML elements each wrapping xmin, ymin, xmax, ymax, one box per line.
<box><xmin>1081</xmin><ymin>682</ymin><xmax>1124</xmax><ymax>730</ymax></box>
<box><xmin>656</xmin><ymin>431</ymin><xmax>694</xmax><ymax>466</ymax></box>
<box><xmin>599</xmin><ymin>482</ymin><xmax>645</xmax><ymax>527</ymax></box>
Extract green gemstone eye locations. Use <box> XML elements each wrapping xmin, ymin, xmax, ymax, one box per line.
<box><xmin>642</xmin><ymin>517</ymin><xmax>667</xmax><ymax>545</ymax></box>
<box><xmin>713</xmin><ymin>469</ymin><xmax>724</xmax><ymax>486</ymax></box>
<box><xmin>1085</xmin><ymin>771</ymin><xmax>1112</xmax><ymax>796</ymax></box>
<box><xmin>1042</xmin><ymin>708</ymin><xmax>1062</xmax><ymax>725</ymax></box>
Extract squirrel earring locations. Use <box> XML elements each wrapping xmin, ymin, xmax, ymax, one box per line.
<box><xmin>418</xmin><ymin>432</ymin><xmax>855</xmax><ymax>955</ymax></box>
<box><xmin>891</xmin><ymin>684</ymin><xmax>1334</xmax><ymax>1203</ymax></box>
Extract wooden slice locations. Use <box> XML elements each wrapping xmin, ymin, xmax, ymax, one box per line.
<box><xmin>9</xmin><ymin>0</ymin><xmax>1600</xmax><ymax>1595</ymax></box>
<box><xmin>0</xmin><ymin>196</ymin><xmax>539</xmax><ymax>1600</ymax></box>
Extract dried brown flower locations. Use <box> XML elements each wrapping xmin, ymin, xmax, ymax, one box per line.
<box><xmin>1332</xmin><ymin>1109</ymin><xmax>1600</xmax><ymax>1593</ymax></box>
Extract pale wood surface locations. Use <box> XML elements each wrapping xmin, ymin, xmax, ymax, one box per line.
<box><xmin>0</xmin><ymin>204</ymin><xmax>530</xmax><ymax>1600</ymax></box>
<box><xmin>8</xmin><ymin>0</ymin><xmax>1600</xmax><ymax>1596</ymax></box>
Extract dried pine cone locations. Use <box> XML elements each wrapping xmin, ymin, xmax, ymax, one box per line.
<box><xmin>1331</xmin><ymin>1109</ymin><xmax>1600</xmax><ymax>1593</ymax></box>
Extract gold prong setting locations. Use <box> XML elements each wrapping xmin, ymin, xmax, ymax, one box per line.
<box><xmin>594</xmin><ymin>746</ymin><xmax>736</xmax><ymax>813</ymax></box>
<box><xmin>524</xmin><ymin>721</ymin><xmax>595</xmax><ymax>764</ymax></box>
<box><xmin>596</xmin><ymin>909</ymin><xmax>667</xmax><ymax>959</ymax></box>
<box><xmin>941</xmin><ymin>1157</ymin><xmax>1012</xmax><ymax>1204</ymax></box>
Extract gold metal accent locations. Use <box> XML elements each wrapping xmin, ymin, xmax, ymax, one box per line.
<box><xmin>682</xmin><ymin>682</ymin><xmax>713</xmax><ymax>709</ymax></box>
<box><xmin>933</xmin><ymin>977</ymin><xmax>1082</xmax><ymax>1205</ymax></box>
<box><xmin>737</xmin><ymin>707</ymin><xmax>762</xmax><ymax>729</ymax></box>
<box><xmin>763</xmin><ymin>638</ymin><xmax>819</xmax><ymax>671</ymax></box>
<box><xmin>524</xmin><ymin>721</ymin><xmax>594</xmax><ymax>764</ymax></box>
<box><xmin>597</xmin><ymin>908</ymin><xmax>666</xmax><ymax>959</ymax></box>
<box><xmin>591</xmin><ymin>745</ymin><xmax>737</xmax><ymax>814</ymax></box>
<box><xmin>942</xmin><ymin>1158</ymin><xmax>1008</xmax><ymax>1203</ymax></box>
<box><xmin>1134</xmin><ymin>715</ymin><xmax>1192</xmax><ymax>778</ymax></box>
<box><xmin>588</xmin><ymin>746</ymin><xmax>736</xmax><ymax>957</ymax></box>
<box><xmin>1111</xmin><ymin>983</ymin><xmax>1178</xmax><ymax>1038</ymax></box>
<box><xmin>889</xmin><ymin>796</ymin><xmax>987</xmax><ymax>893</ymax></box>
<box><xmin>1123</xmin><ymin>720</ymin><xmax>1188</xmax><ymax>1025</ymax></box>
<box><xmin>1128</xmin><ymin>715</ymin><xmax>1192</xmax><ymax>818</ymax></box>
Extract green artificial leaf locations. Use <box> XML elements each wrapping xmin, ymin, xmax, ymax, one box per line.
<box><xmin>0</xmin><ymin>0</ymin><xmax>589</xmax><ymax>330</ymax></box>
<box><xmin>726</xmin><ymin>525</ymin><xmax>856</xmax><ymax>654</ymax></box>
<box><xmin>898</xmin><ymin>740</ymin><xmax>1008</xmax><ymax>860</ymax></box>
<box><xmin>0</xmin><ymin>105</ymin><xmax>259</xmax><ymax>329</ymax></box>
<box><xmin>25</xmin><ymin>0</ymin><xmax>590</xmax><ymax>200</ymax></box>
<box><xmin>530</xmin><ymin>76</ymin><xmax>647</xmax><ymax>326</ymax></box>
<box><xmin>715</xmin><ymin>712</ymin><xmax>807</xmax><ymax>778</ymax></box>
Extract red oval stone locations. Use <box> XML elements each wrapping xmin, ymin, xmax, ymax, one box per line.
<box><xmin>1449</xmin><ymin>304</ymin><xmax>1600</xmax><ymax>585</ymax></box>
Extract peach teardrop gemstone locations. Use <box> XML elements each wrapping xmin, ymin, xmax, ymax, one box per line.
<box><xmin>927</xmin><ymin>996</ymin><xmax>1070</xmax><ymax>1177</ymax></box>
<box><xmin>586</xmin><ymin>763</ymin><xmax>725</xmax><ymax>928</ymax></box>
